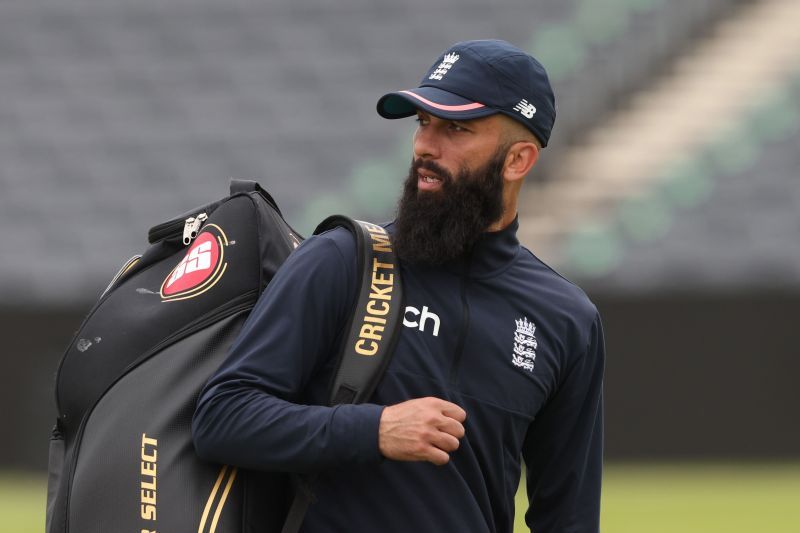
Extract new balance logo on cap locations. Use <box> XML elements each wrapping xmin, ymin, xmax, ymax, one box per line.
<box><xmin>513</xmin><ymin>99</ymin><xmax>537</xmax><ymax>119</ymax></box>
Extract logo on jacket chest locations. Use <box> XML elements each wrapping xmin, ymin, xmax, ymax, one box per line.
<box><xmin>512</xmin><ymin>316</ymin><xmax>538</xmax><ymax>372</ymax></box>
<box><xmin>403</xmin><ymin>305</ymin><xmax>440</xmax><ymax>336</ymax></box>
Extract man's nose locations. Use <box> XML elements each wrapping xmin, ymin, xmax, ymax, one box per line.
<box><xmin>413</xmin><ymin>124</ymin><xmax>441</xmax><ymax>160</ymax></box>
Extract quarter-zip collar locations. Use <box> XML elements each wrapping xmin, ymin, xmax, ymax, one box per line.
<box><xmin>439</xmin><ymin>215</ymin><xmax>521</xmax><ymax>279</ymax></box>
<box><xmin>387</xmin><ymin>215</ymin><xmax>521</xmax><ymax>278</ymax></box>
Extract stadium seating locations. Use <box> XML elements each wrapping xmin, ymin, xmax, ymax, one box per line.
<box><xmin>569</xmin><ymin>73</ymin><xmax>800</xmax><ymax>290</ymax></box>
<box><xmin>0</xmin><ymin>0</ymin><xmax>778</xmax><ymax>305</ymax></box>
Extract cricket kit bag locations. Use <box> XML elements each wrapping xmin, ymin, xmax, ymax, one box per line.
<box><xmin>46</xmin><ymin>180</ymin><xmax>404</xmax><ymax>533</ymax></box>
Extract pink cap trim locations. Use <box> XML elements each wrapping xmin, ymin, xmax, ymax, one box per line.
<box><xmin>400</xmin><ymin>90</ymin><xmax>486</xmax><ymax>112</ymax></box>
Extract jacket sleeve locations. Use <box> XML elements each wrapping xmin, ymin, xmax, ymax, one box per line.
<box><xmin>522</xmin><ymin>312</ymin><xmax>605</xmax><ymax>532</ymax></box>
<box><xmin>191</xmin><ymin>233</ymin><xmax>385</xmax><ymax>473</ymax></box>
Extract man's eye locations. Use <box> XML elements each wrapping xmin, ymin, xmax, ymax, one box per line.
<box><xmin>415</xmin><ymin>116</ymin><xmax>429</xmax><ymax>126</ymax></box>
<box><xmin>450</xmin><ymin>123</ymin><xmax>467</xmax><ymax>132</ymax></box>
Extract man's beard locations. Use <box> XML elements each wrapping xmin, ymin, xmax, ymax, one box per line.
<box><xmin>393</xmin><ymin>148</ymin><xmax>507</xmax><ymax>266</ymax></box>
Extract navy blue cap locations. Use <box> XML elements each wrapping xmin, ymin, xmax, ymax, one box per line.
<box><xmin>377</xmin><ymin>39</ymin><xmax>556</xmax><ymax>147</ymax></box>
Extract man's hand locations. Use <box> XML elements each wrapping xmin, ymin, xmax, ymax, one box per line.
<box><xmin>378</xmin><ymin>397</ymin><xmax>467</xmax><ymax>466</ymax></box>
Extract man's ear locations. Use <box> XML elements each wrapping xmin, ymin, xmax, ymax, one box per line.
<box><xmin>502</xmin><ymin>141</ymin><xmax>540</xmax><ymax>182</ymax></box>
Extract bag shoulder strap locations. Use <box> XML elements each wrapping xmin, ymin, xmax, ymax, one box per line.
<box><xmin>281</xmin><ymin>215</ymin><xmax>404</xmax><ymax>533</ymax></box>
<box><xmin>315</xmin><ymin>215</ymin><xmax>404</xmax><ymax>405</ymax></box>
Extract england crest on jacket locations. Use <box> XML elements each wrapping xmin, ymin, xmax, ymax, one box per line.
<box><xmin>511</xmin><ymin>316</ymin><xmax>537</xmax><ymax>372</ymax></box>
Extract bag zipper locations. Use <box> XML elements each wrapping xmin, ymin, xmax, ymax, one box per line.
<box><xmin>148</xmin><ymin>194</ymin><xmax>224</xmax><ymax>244</ymax></box>
<box><xmin>59</xmin><ymin>291</ymin><xmax>258</xmax><ymax>532</ymax></box>
<box><xmin>147</xmin><ymin>217</ymin><xmax>186</xmax><ymax>244</ymax></box>
<box><xmin>182</xmin><ymin>213</ymin><xmax>208</xmax><ymax>245</ymax></box>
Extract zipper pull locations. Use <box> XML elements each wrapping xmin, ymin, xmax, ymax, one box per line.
<box><xmin>182</xmin><ymin>213</ymin><xmax>208</xmax><ymax>245</ymax></box>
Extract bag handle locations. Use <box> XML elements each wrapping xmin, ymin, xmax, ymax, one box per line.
<box><xmin>229</xmin><ymin>179</ymin><xmax>283</xmax><ymax>216</ymax></box>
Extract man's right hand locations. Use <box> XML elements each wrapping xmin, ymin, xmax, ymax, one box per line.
<box><xmin>378</xmin><ymin>397</ymin><xmax>467</xmax><ymax>466</ymax></box>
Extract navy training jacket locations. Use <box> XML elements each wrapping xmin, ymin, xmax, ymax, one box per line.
<box><xmin>192</xmin><ymin>217</ymin><xmax>605</xmax><ymax>533</ymax></box>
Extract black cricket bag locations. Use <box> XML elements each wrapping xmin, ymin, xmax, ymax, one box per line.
<box><xmin>46</xmin><ymin>180</ymin><xmax>403</xmax><ymax>533</ymax></box>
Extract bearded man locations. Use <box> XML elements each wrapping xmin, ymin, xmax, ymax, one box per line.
<box><xmin>193</xmin><ymin>40</ymin><xmax>605</xmax><ymax>533</ymax></box>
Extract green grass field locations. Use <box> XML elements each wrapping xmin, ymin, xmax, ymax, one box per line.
<box><xmin>6</xmin><ymin>462</ymin><xmax>800</xmax><ymax>532</ymax></box>
<box><xmin>516</xmin><ymin>462</ymin><xmax>800</xmax><ymax>532</ymax></box>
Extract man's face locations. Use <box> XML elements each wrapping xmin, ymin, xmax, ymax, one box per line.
<box><xmin>393</xmin><ymin>111</ymin><xmax>510</xmax><ymax>266</ymax></box>
<box><xmin>410</xmin><ymin>111</ymin><xmax>508</xmax><ymax>192</ymax></box>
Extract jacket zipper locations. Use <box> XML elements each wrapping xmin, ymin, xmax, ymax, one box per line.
<box><xmin>59</xmin><ymin>292</ymin><xmax>257</xmax><ymax>532</ymax></box>
<box><xmin>449</xmin><ymin>258</ymin><xmax>472</xmax><ymax>386</ymax></box>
